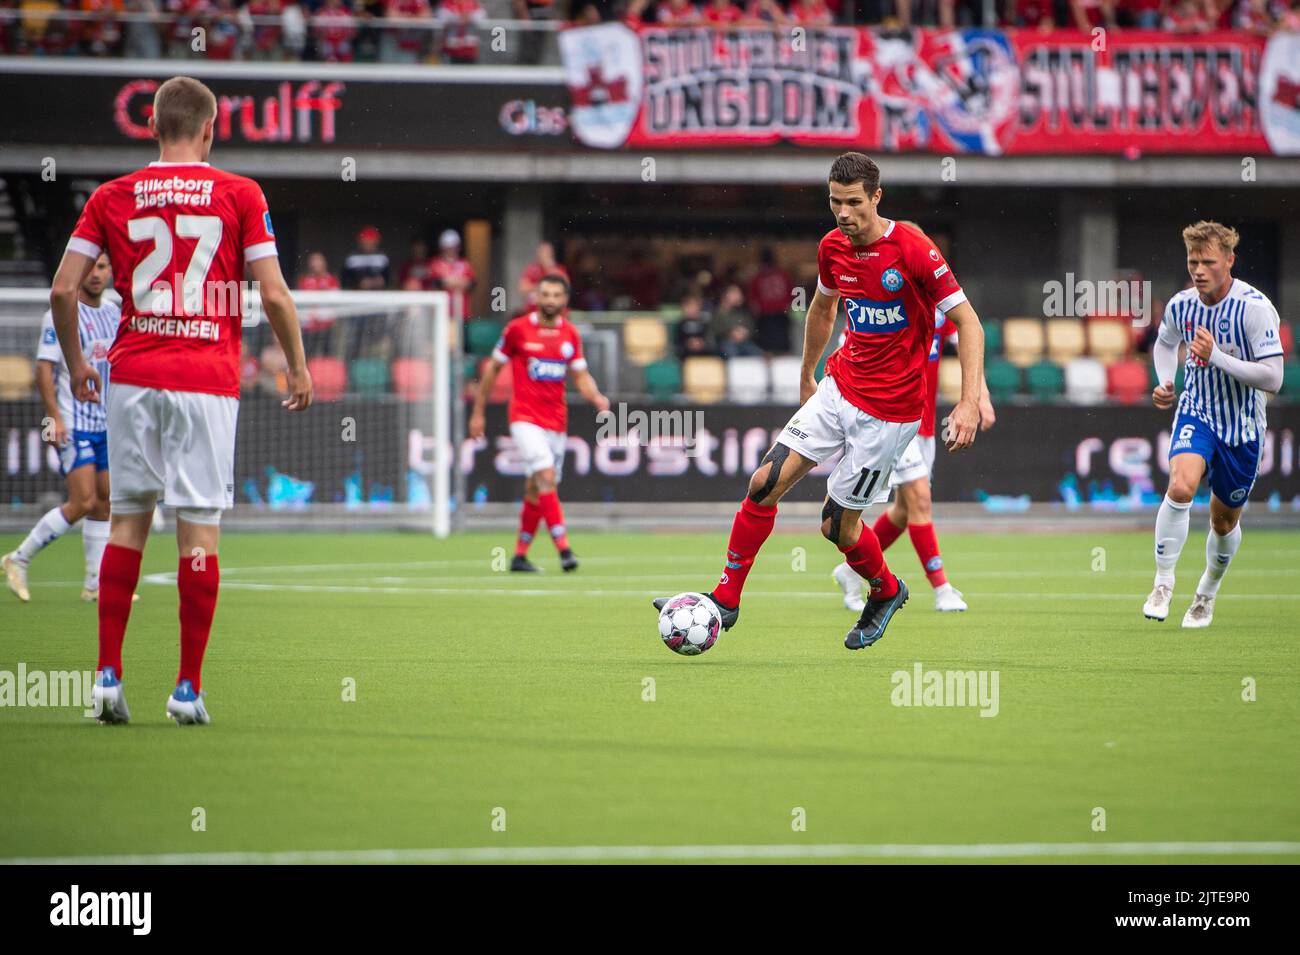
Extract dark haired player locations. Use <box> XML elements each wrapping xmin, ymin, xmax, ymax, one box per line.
<box><xmin>469</xmin><ymin>275</ymin><xmax>609</xmax><ymax>572</ymax></box>
<box><xmin>656</xmin><ymin>152</ymin><xmax>986</xmax><ymax>649</ymax></box>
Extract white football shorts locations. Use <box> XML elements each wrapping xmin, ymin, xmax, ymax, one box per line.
<box><xmin>509</xmin><ymin>420</ymin><xmax>567</xmax><ymax>482</ymax></box>
<box><xmin>775</xmin><ymin>374</ymin><xmax>920</xmax><ymax>510</ymax></box>
<box><xmin>107</xmin><ymin>383</ymin><xmax>238</xmax><ymax>511</ymax></box>
<box><xmin>889</xmin><ymin>434</ymin><xmax>936</xmax><ymax>488</ymax></box>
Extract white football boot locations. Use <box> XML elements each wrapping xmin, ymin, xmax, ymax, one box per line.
<box><xmin>832</xmin><ymin>562</ymin><xmax>865</xmax><ymax>613</ymax></box>
<box><xmin>92</xmin><ymin>667</ymin><xmax>131</xmax><ymax>724</ymax></box>
<box><xmin>1182</xmin><ymin>593</ymin><xmax>1215</xmax><ymax>629</ymax></box>
<box><xmin>3</xmin><ymin>552</ymin><xmax>30</xmax><ymax>602</ymax></box>
<box><xmin>933</xmin><ymin>583</ymin><xmax>968</xmax><ymax>612</ymax></box>
<box><xmin>166</xmin><ymin>680</ymin><xmax>211</xmax><ymax>725</ymax></box>
<box><xmin>1143</xmin><ymin>583</ymin><xmax>1173</xmax><ymax>621</ymax></box>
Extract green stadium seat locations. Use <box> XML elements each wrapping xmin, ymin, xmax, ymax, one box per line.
<box><xmin>644</xmin><ymin>358</ymin><xmax>682</xmax><ymax>399</ymax></box>
<box><xmin>984</xmin><ymin>358</ymin><xmax>1021</xmax><ymax>402</ymax></box>
<box><xmin>1025</xmin><ymin>360</ymin><xmax>1065</xmax><ymax>400</ymax></box>
<box><xmin>349</xmin><ymin>357</ymin><xmax>390</xmax><ymax>398</ymax></box>
<box><xmin>1147</xmin><ymin>360</ymin><xmax>1186</xmax><ymax>391</ymax></box>
<box><xmin>465</xmin><ymin>319</ymin><xmax>503</xmax><ymax>357</ymax></box>
<box><xmin>1282</xmin><ymin>361</ymin><xmax>1300</xmax><ymax>402</ymax></box>
<box><xmin>982</xmin><ymin>319</ymin><xmax>1002</xmax><ymax>355</ymax></box>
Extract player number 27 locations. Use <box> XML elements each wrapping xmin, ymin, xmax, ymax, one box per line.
<box><xmin>128</xmin><ymin>215</ymin><xmax>223</xmax><ymax>315</ymax></box>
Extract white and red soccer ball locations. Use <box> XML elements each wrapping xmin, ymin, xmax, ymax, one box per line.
<box><xmin>657</xmin><ymin>592</ymin><xmax>722</xmax><ymax>656</ymax></box>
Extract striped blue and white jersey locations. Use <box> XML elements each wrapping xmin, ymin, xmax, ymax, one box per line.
<box><xmin>35</xmin><ymin>300</ymin><xmax>120</xmax><ymax>433</ymax></box>
<box><xmin>1158</xmin><ymin>279</ymin><xmax>1284</xmax><ymax>446</ymax></box>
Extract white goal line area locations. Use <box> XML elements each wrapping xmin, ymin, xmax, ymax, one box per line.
<box><xmin>5</xmin><ymin>841</ymin><xmax>1299</xmax><ymax>866</ymax></box>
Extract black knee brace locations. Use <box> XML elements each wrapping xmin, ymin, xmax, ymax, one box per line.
<box><xmin>748</xmin><ymin>443</ymin><xmax>791</xmax><ymax>504</ymax></box>
<box><xmin>821</xmin><ymin>497</ymin><xmax>846</xmax><ymax>542</ymax></box>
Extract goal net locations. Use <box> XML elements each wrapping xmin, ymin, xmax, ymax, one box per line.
<box><xmin>0</xmin><ymin>289</ymin><xmax>459</xmax><ymax>536</ymax></box>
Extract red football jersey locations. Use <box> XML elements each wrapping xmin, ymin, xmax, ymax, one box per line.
<box><xmin>69</xmin><ymin>161</ymin><xmax>278</xmax><ymax>398</ymax></box>
<box><xmin>818</xmin><ymin>220</ymin><xmax>965</xmax><ymax>422</ymax></box>
<box><xmin>920</xmin><ymin>308</ymin><xmax>959</xmax><ymax>438</ymax></box>
<box><xmin>493</xmin><ymin>311</ymin><xmax>586</xmax><ymax>433</ymax></box>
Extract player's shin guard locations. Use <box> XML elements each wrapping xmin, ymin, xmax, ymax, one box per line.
<box><xmin>712</xmin><ymin>497</ymin><xmax>777</xmax><ymax>607</ymax></box>
<box><xmin>907</xmin><ymin>522</ymin><xmax>948</xmax><ymax>588</ymax></box>
<box><xmin>82</xmin><ymin>519</ymin><xmax>110</xmax><ymax>591</ymax></box>
<box><xmin>97</xmin><ymin>543</ymin><xmax>142</xmax><ymax>678</ymax></box>
<box><xmin>839</xmin><ymin>525</ymin><xmax>899</xmax><ymax>600</ymax></box>
<box><xmin>15</xmin><ymin>506</ymin><xmax>74</xmax><ymax>564</ymax></box>
<box><xmin>870</xmin><ymin>511</ymin><xmax>905</xmax><ymax>552</ymax></box>
<box><xmin>1196</xmin><ymin>525</ymin><xmax>1241</xmax><ymax>597</ymax></box>
<box><xmin>177</xmin><ymin>555</ymin><xmax>219</xmax><ymax>693</ymax></box>
<box><xmin>1153</xmin><ymin>494</ymin><xmax>1192</xmax><ymax>585</ymax></box>
<box><xmin>516</xmin><ymin>499</ymin><xmax>542</xmax><ymax>557</ymax></box>
<box><xmin>536</xmin><ymin>491</ymin><xmax>570</xmax><ymax>553</ymax></box>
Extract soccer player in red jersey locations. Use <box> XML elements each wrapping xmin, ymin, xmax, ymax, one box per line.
<box><xmin>49</xmin><ymin>76</ymin><xmax>312</xmax><ymax>725</ymax></box>
<box><xmin>656</xmin><ymin>153</ymin><xmax>986</xmax><ymax>650</ymax></box>
<box><xmin>468</xmin><ymin>276</ymin><xmax>609</xmax><ymax>573</ymax></box>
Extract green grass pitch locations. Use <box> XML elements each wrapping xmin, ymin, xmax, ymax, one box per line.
<box><xmin>2</xmin><ymin>527</ymin><xmax>1298</xmax><ymax>864</ymax></box>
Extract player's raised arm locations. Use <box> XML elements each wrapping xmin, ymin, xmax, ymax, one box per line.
<box><xmin>941</xmin><ymin>300</ymin><xmax>985</xmax><ymax>451</ymax></box>
<box><xmin>49</xmin><ymin>249</ymin><xmax>100</xmax><ymax>403</ymax></box>
<box><xmin>249</xmin><ymin>255</ymin><xmax>312</xmax><ymax>411</ymax></box>
<box><xmin>799</xmin><ymin>286</ymin><xmax>838</xmax><ymax>404</ymax></box>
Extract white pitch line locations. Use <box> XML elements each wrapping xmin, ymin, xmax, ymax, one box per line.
<box><xmin>5</xmin><ymin>841</ymin><xmax>1299</xmax><ymax>865</ymax></box>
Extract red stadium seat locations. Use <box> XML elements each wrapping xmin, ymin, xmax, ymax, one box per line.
<box><xmin>392</xmin><ymin>357</ymin><xmax>433</xmax><ymax>402</ymax></box>
<box><xmin>1279</xmin><ymin>322</ymin><xmax>1294</xmax><ymax>357</ymax></box>
<box><xmin>306</xmin><ymin>357</ymin><xmax>346</xmax><ymax>402</ymax></box>
<box><xmin>477</xmin><ymin>356</ymin><xmax>513</xmax><ymax>403</ymax></box>
<box><xmin>1107</xmin><ymin>360</ymin><xmax>1149</xmax><ymax>405</ymax></box>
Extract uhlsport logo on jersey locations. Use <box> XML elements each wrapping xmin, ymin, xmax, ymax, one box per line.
<box><xmin>844</xmin><ymin>297</ymin><xmax>908</xmax><ymax>334</ymax></box>
<box><xmin>881</xmin><ymin>268</ymin><xmax>904</xmax><ymax>293</ymax></box>
<box><xmin>527</xmin><ymin>357</ymin><xmax>568</xmax><ymax>381</ymax></box>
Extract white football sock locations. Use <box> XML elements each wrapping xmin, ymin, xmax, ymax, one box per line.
<box><xmin>15</xmin><ymin>507</ymin><xmax>74</xmax><ymax>565</ymax></box>
<box><xmin>1153</xmin><ymin>494</ymin><xmax>1192</xmax><ymax>587</ymax></box>
<box><xmin>1196</xmin><ymin>525</ymin><xmax>1241</xmax><ymax>597</ymax></box>
<box><xmin>82</xmin><ymin>518</ymin><xmax>110</xmax><ymax>591</ymax></box>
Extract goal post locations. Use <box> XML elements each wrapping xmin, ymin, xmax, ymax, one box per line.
<box><xmin>0</xmin><ymin>287</ymin><xmax>459</xmax><ymax>537</ymax></box>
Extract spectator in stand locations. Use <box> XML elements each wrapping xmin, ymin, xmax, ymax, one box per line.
<box><xmin>79</xmin><ymin>0</ymin><xmax>123</xmax><ymax>56</ymax></box>
<box><xmin>205</xmin><ymin>0</ymin><xmax>243</xmax><ymax>59</ymax></box>
<box><xmin>656</xmin><ymin>0</ymin><xmax>700</xmax><ymax>23</ymax></box>
<box><xmin>518</xmin><ymin>241</ymin><xmax>570</xmax><ymax>308</ymax></box>
<box><xmin>244</xmin><ymin>0</ymin><xmax>283</xmax><ymax>59</ymax></box>
<box><xmin>437</xmin><ymin>0</ymin><xmax>484</xmax><ymax>64</ymax></box>
<box><xmin>1004</xmin><ymin>0</ymin><xmax>1056</xmax><ymax>27</ymax></box>
<box><xmin>743</xmin><ymin>0</ymin><xmax>787</xmax><ymax>23</ymax></box>
<box><xmin>702</xmin><ymin>0</ymin><xmax>743</xmax><ymax>23</ymax></box>
<box><xmin>343</xmin><ymin>226</ymin><xmax>391</xmax><ymax>290</ymax></box>
<box><xmin>712</xmin><ymin>283</ymin><xmax>758</xmax><ymax>355</ymax></box>
<box><xmin>297</xmin><ymin>251</ymin><xmax>342</xmax><ymax>355</ymax></box>
<box><xmin>623</xmin><ymin>0</ymin><xmax>650</xmax><ymax>24</ymax></box>
<box><xmin>676</xmin><ymin>294</ymin><xmax>713</xmax><ymax>359</ymax></box>
<box><xmin>299</xmin><ymin>251</ymin><xmax>341</xmax><ymax>293</ymax></box>
<box><xmin>1118</xmin><ymin>0</ymin><xmax>1163</xmax><ymax>26</ymax></box>
<box><xmin>789</xmin><ymin>0</ymin><xmax>833</xmax><ymax>23</ymax></box>
<box><xmin>1070</xmin><ymin>0</ymin><xmax>1118</xmax><ymax>29</ymax></box>
<box><xmin>312</xmin><ymin>0</ymin><xmax>357</xmax><ymax>62</ymax></box>
<box><xmin>895</xmin><ymin>0</ymin><xmax>956</xmax><ymax>27</ymax></box>
<box><xmin>513</xmin><ymin>0</ymin><xmax>555</xmax><ymax>65</ymax></box>
<box><xmin>719</xmin><ymin>323</ymin><xmax>763</xmax><ymax>359</ymax></box>
<box><xmin>163</xmin><ymin>0</ymin><xmax>203</xmax><ymax>57</ymax></box>
<box><xmin>428</xmin><ymin>228</ymin><xmax>476</xmax><ymax>320</ymax></box>
<box><xmin>748</xmin><ymin>247</ymin><xmax>793</xmax><ymax>356</ymax></box>
<box><xmin>398</xmin><ymin>237</ymin><xmax>434</xmax><ymax>289</ymax></box>
<box><xmin>1164</xmin><ymin>0</ymin><xmax>1212</xmax><ymax>29</ymax></box>
<box><xmin>1232</xmin><ymin>0</ymin><xmax>1276</xmax><ymax>31</ymax></box>
<box><xmin>382</xmin><ymin>0</ymin><xmax>432</xmax><ymax>63</ymax></box>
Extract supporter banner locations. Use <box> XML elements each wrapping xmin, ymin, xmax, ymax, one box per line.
<box><xmin>561</xmin><ymin>24</ymin><xmax>1296</xmax><ymax>155</ymax></box>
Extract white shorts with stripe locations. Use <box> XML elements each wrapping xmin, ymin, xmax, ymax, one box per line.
<box><xmin>509</xmin><ymin>420</ymin><xmax>567</xmax><ymax>483</ymax></box>
<box><xmin>107</xmin><ymin>383</ymin><xmax>238</xmax><ymax>511</ymax></box>
<box><xmin>775</xmin><ymin>374</ymin><xmax>920</xmax><ymax>510</ymax></box>
<box><xmin>889</xmin><ymin>434</ymin><xmax>936</xmax><ymax>489</ymax></box>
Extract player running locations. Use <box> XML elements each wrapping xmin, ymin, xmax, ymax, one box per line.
<box><xmin>655</xmin><ymin>152</ymin><xmax>986</xmax><ymax>649</ymax></box>
<box><xmin>49</xmin><ymin>76</ymin><xmax>312</xmax><ymax>724</ymax></box>
<box><xmin>4</xmin><ymin>254</ymin><xmax>121</xmax><ymax>604</ymax></box>
<box><xmin>832</xmin><ymin>304</ymin><xmax>996</xmax><ymax>613</ymax></box>
<box><xmin>468</xmin><ymin>275</ymin><xmax>609</xmax><ymax>573</ymax></box>
<box><xmin>1144</xmin><ymin>221</ymin><xmax>1284</xmax><ymax>629</ymax></box>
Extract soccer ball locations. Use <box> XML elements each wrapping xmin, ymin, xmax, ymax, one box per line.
<box><xmin>657</xmin><ymin>592</ymin><xmax>722</xmax><ymax>656</ymax></box>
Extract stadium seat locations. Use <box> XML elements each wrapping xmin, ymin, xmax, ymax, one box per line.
<box><xmin>1283</xmin><ymin>361</ymin><xmax>1300</xmax><ymax>401</ymax></box>
<box><xmin>1064</xmin><ymin>357</ymin><xmax>1107</xmax><ymax>405</ymax></box>
<box><xmin>392</xmin><ymin>357</ymin><xmax>433</xmax><ymax>402</ymax></box>
<box><xmin>1148</xmin><ymin>360</ymin><xmax>1186</xmax><ymax>392</ymax></box>
<box><xmin>1106</xmin><ymin>359</ymin><xmax>1149</xmax><ymax>405</ymax></box>
<box><xmin>1045</xmin><ymin>318</ymin><xmax>1086</xmax><ymax>365</ymax></box>
<box><xmin>643</xmin><ymin>358</ymin><xmax>682</xmax><ymax>400</ymax></box>
<box><xmin>0</xmin><ymin>354</ymin><xmax>34</xmax><ymax>400</ymax></box>
<box><xmin>307</xmin><ymin>357</ymin><xmax>347</xmax><ymax>402</ymax></box>
<box><xmin>349</xmin><ymin>357</ymin><xmax>390</xmax><ymax>398</ymax></box>
<box><xmin>937</xmin><ymin>356</ymin><xmax>963</xmax><ymax>404</ymax></box>
<box><xmin>1002</xmin><ymin>318</ymin><xmax>1045</xmax><ymax>368</ymax></box>
<box><xmin>624</xmin><ymin>316</ymin><xmax>669</xmax><ymax>366</ymax></box>
<box><xmin>726</xmin><ymin>355</ymin><xmax>769</xmax><ymax>403</ymax></box>
<box><xmin>769</xmin><ymin>355</ymin><xmax>803</xmax><ymax>403</ymax></box>
<box><xmin>1025</xmin><ymin>360</ymin><xmax>1064</xmax><ymax>400</ymax></box>
<box><xmin>682</xmin><ymin>356</ymin><xmax>726</xmax><ymax>404</ymax></box>
<box><xmin>1087</xmin><ymin>318</ymin><xmax>1131</xmax><ymax>366</ymax></box>
<box><xmin>981</xmin><ymin>319</ymin><xmax>1003</xmax><ymax>356</ymax></box>
<box><xmin>984</xmin><ymin>358</ymin><xmax>1021</xmax><ymax>402</ymax></box>
<box><xmin>465</xmin><ymin>319</ymin><xmax>503</xmax><ymax>358</ymax></box>
<box><xmin>1279</xmin><ymin>322</ymin><xmax>1294</xmax><ymax>357</ymax></box>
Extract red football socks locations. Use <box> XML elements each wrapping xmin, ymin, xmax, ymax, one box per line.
<box><xmin>516</xmin><ymin>499</ymin><xmax>542</xmax><ymax>556</ymax></box>
<box><xmin>839</xmin><ymin>523</ymin><xmax>899</xmax><ymax>600</ymax></box>
<box><xmin>712</xmin><ymin>497</ymin><xmax>777</xmax><ymax>607</ymax></box>
<box><xmin>536</xmin><ymin>490</ymin><xmax>570</xmax><ymax>552</ymax></box>
<box><xmin>97</xmin><ymin>543</ymin><xmax>142</xmax><ymax>678</ymax></box>
<box><xmin>870</xmin><ymin>511</ymin><xmax>906</xmax><ymax>552</ymax></box>
<box><xmin>908</xmin><ymin>522</ymin><xmax>948</xmax><ymax>588</ymax></box>
<box><xmin>177</xmin><ymin>555</ymin><xmax>220</xmax><ymax>692</ymax></box>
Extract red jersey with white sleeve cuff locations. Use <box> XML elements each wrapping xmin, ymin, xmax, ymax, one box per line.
<box><xmin>920</xmin><ymin>308</ymin><xmax>959</xmax><ymax>438</ymax></box>
<box><xmin>492</xmin><ymin>311</ymin><xmax>586</xmax><ymax>433</ymax></box>
<box><xmin>818</xmin><ymin>219</ymin><xmax>965</xmax><ymax>423</ymax></box>
<box><xmin>68</xmin><ymin>161</ymin><xmax>278</xmax><ymax>399</ymax></box>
